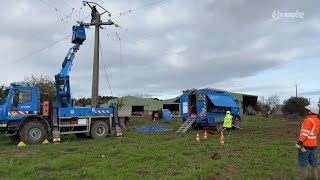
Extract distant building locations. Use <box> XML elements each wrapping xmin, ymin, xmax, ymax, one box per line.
<box><xmin>226</xmin><ymin>92</ymin><xmax>258</xmax><ymax>115</ymax></box>
<box><xmin>101</xmin><ymin>96</ymin><xmax>180</xmax><ymax>117</ymax></box>
<box><xmin>101</xmin><ymin>91</ymin><xmax>257</xmax><ymax>117</ymax></box>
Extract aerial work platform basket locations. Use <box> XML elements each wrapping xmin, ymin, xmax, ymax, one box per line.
<box><xmin>72</xmin><ymin>25</ymin><xmax>86</xmax><ymax>44</ymax></box>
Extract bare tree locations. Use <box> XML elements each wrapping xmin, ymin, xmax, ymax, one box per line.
<box><xmin>258</xmin><ymin>96</ymin><xmax>266</xmax><ymax>104</ymax></box>
<box><xmin>267</xmin><ymin>94</ymin><xmax>280</xmax><ymax>110</ymax></box>
<box><xmin>116</xmin><ymin>97</ymin><xmax>124</xmax><ymax>111</ymax></box>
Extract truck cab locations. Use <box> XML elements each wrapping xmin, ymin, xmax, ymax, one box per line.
<box><xmin>0</xmin><ymin>83</ymin><xmax>40</xmax><ymax>133</ymax></box>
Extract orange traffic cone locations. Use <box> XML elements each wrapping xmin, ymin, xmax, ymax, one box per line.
<box><xmin>220</xmin><ymin>131</ymin><xmax>224</xmax><ymax>144</ymax></box>
<box><xmin>204</xmin><ymin>130</ymin><xmax>208</xmax><ymax>140</ymax></box>
<box><xmin>196</xmin><ymin>132</ymin><xmax>200</xmax><ymax>143</ymax></box>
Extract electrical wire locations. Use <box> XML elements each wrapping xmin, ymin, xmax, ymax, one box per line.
<box><xmin>60</xmin><ymin>8</ymin><xmax>74</xmax><ymax>23</ymax></box>
<box><xmin>115</xmin><ymin>33</ymin><xmax>123</xmax><ymax>63</ymax></box>
<box><xmin>105</xmin><ymin>29</ymin><xmax>225</xmax><ymax>67</ymax></box>
<box><xmin>99</xmin><ymin>41</ymin><xmax>113</xmax><ymax>97</ymax></box>
<box><xmin>16</xmin><ymin>34</ymin><xmax>70</xmax><ymax>62</ymax></box>
<box><xmin>110</xmin><ymin>0</ymin><xmax>169</xmax><ymax>20</ymax></box>
<box><xmin>38</xmin><ymin>1</ymin><xmax>254</xmax><ymax>81</ymax></box>
<box><xmin>102</xmin><ymin>30</ymin><xmax>255</xmax><ymax>78</ymax></box>
<box><xmin>99</xmin><ymin>0</ymin><xmax>168</xmax><ymax>31</ymax></box>
<box><xmin>115</xmin><ymin>29</ymin><xmax>128</xmax><ymax>63</ymax></box>
<box><xmin>39</xmin><ymin>0</ymin><xmax>79</xmax><ymax>36</ymax></box>
<box><xmin>39</xmin><ymin>0</ymin><xmax>78</xmax><ymax>22</ymax></box>
<box><xmin>34</xmin><ymin>0</ymin><xmax>89</xmax><ymax>63</ymax></box>
<box><xmin>53</xmin><ymin>11</ymin><xmax>68</xmax><ymax>35</ymax></box>
<box><xmin>62</xmin><ymin>0</ymin><xmax>88</xmax><ymax>21</ymax></box>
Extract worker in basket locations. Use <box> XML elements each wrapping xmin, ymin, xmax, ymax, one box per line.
<box><xmin>223</xmin><ymin>111</ymin><xmax>233</xmax><ymax>133</ymax></box>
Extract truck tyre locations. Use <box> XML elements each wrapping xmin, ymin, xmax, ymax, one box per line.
<box><xmin>233</xmin><ymin>116</ymin><xmax>241</xmax><ymax>129</ymax></box>
<box><xmin>90</xmin><ymin>121</ymin><xmax>109</xmax><ymax>139</ymax></box>
<box><xmin>19</xmin><ymin>121</ymin><xmax>47</xmax><ymax>144</ymax></box>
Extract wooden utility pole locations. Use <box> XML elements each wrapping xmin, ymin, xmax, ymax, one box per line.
<box><xmin>293</xmin><ymin>82</ymin><xmax>299</xmax><ymax>98</ymax></box>
<box><xmin>81</xmin><ymin>2</ymin><xmax>115</xmax><ymax>108</ymax></box>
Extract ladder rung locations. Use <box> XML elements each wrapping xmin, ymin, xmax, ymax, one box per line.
<box><xmin>176</xmin><ymin>117</ymin><xmax>197</xmax><ymax>133</ymax></box>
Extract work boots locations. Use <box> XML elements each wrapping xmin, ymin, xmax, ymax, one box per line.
<box><xmin>312</xmin><ymin>167</ymin><xmax>318</xmax><ymax>180</ymax></box>
<box><xmin>300</xmin><ymin>167</ymin><xmax>308</xmax><ymax>180</ymax></box>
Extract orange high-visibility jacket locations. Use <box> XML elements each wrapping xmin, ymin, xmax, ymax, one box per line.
<box><xmin>299</xmin><ymin>115</ymin><xmax>320</xmax><ymax>147</ymax></box>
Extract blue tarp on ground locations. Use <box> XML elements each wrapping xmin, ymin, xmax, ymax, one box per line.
<box><xmin>136</xmin><ymin>126</ymin><xmax>171</xmax><ymax>132</ymax></box>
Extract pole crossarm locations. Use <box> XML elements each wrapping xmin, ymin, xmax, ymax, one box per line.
<box><xmin>78</xmin><ymin>20</ymin><xmax>114</xmax><ymax>26</ymax></box>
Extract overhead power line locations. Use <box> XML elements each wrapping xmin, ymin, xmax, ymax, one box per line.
<box><xmin>101</xmin><ymin>30</ymin><xmax>256</xmax><ymax>78</ymax></box>
<box><xmin>99</xmin><ymin>0</ymin><xmax>168</xmax><ymax>31</ymax></box>
<box><xmin>39</xmin><ymin>0</ymin><xmax>80</xmax><ymax>36</ymax></box>
<box><xmin>39</xmin><ymin>0</ymin><xmax>78</xmax><ymax>22</ymax></box>
<box><xmin>22</xmin><ymin>1</ymin><xmax>85</xmax><ymax>62</ymax></box>
<box><xmin>16</xmin><ymin>34</ymin><xmax>70</xmax><ymax>62</ymax></box>
<box><xmin>60</xmin><ymin>8</ymin><xmax>74</xmax><ymax>23</ymax></box>
<box><xmin>110</xmin><ymin>0</ymin><xmax>169</xmax><ymax>20</ymax></box>
<box><xmin>62</xmin><ymin>0</ymin><xmax>89</xmax><ymax>21</ymax></box>
<box><xmin>99</xmin><ymin>41</ymin><xmax>113</xmax><ymax>97</ymax></box>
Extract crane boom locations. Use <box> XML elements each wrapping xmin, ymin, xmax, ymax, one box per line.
<box><xmin>60</xmin><ymin>43</ymin><xmax>80</xmax><ymax>76</ymax></box>
<box><xmin>55</xmin><ymin>25</ymin><xmax>86</xmax><ymax>108</ymax></box>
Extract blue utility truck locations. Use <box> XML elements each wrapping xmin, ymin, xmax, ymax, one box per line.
<box><xmin>179</xmin><ymin>90</ymin><xmax>241</xmax><ymax>131</ymax></box>
<box><xmin>0</xmin><ymin>25</ymin><xmax>122</xmax><ymax>144</ymax></box>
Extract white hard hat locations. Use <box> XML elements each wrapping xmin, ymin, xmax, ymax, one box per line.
<box><xmin>226</xmin><ymin>111</ymin><xmax>231</xmax><ymax>114</ymax></box>
<box><xmin>305</xmin><ymin>105</ymin><xmax>319</xmax><ymax>114</ymax></box>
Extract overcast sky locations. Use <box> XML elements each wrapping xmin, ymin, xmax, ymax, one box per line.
<box><xmin>0</xmin><ymin>0</ymin><xmax>319</xmax><ymax>104</ymax></box>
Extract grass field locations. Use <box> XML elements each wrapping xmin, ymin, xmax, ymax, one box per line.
<box><xmin>0</xmin><ymin>116</ymin><xmax>314</xmax><ymax>179</ymax></box>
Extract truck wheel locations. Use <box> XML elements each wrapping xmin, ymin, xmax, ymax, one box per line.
<box><xmin>233</xmin><ymin>117</ymin><xmax>241</xmax><ymax>129</ymax></box>
<box><xmin>19</xmin><ymin>121</ymin><xmax>47</xmax><ymax>144</ymax></box>
<box><xmin>90</xmin><ymin>121</ymin><xmax>109</xmax><ymax>139</ymax></box>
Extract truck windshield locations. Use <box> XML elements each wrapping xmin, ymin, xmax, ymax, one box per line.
<box><xmin>0</xmin><ymin>89</ymin><xmax>9</xmax><ymax>105</ymax></box>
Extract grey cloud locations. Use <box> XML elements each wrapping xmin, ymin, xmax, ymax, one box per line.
<box><xmin>0</xmin><ymin>0</ymin><xmax>319</xmax><ymax>99</ymax></box>
<box><xmin>300</xmin><ymin>90</ymin><xmax>320</xmax><ymax>96</ymax></box>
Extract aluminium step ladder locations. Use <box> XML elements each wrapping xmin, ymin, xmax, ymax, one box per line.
<box><xmin>176</xmin><ymin>117</ymin><xmax>197</xmax><ymax>133</ymax></box>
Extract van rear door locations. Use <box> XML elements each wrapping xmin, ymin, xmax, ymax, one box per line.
<box><xmin>180</xmin><ymin>94</ymin><xmax>188</xmax><ymax>117</ymax></box>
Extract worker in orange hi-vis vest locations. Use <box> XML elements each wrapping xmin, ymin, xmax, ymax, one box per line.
<box><xmin>153</xmin><ymin>112</ymin><xmax>159</xmax><ymax>121</ymax></box>
<box><xmin>296</xmin><ymin>105</ymin><xmax>320</xmax><ymax>180</ymax></box>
